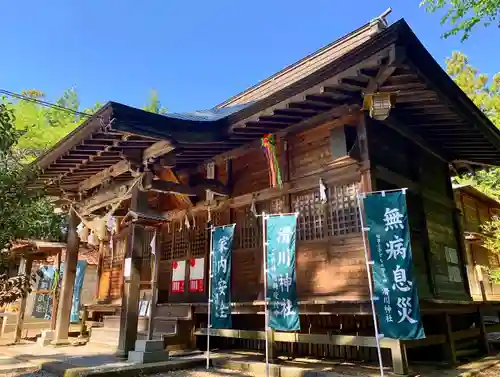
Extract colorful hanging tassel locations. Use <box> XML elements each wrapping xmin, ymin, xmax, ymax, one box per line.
<box><xmin>261</xmin><ymin>134</ymin><xmax>283</xmax><ymax>188</ymax></box>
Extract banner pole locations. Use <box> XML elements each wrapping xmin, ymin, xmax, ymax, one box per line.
<box><xmin>206</xmin><ymin>225</ymin><xmax>214</xmax><ymax>369</ymax></box>
<box><xmin>356</xmin><ymin>192</ymin><xmax>385</xmax><ymax>377</ymax></box>
<box><xmin>262</xmin><ymin>212</ymin><xmax>270</xmax><ymax>377</ymax></box>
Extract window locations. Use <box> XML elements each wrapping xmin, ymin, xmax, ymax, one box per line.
<box><xmin>326</xmin><ymin>183</ymin><xmax>360</xmax><ymax>236</ymax></box>
<box><xmin>233</xmin><ymin>205</ymin><xmax>259</xmax><ymax>249</ymax></box>
<box><xmin>291</xmin><ymin>182</ymin><xmax>360</xmax><ymax>241</ymax></box>
<box><xmin>161</xmin><ymin>213</ymin><xmax>210</xmax><ymax>260</ymax></box>
<box><xmin>292</xmin><ymin>190</ymin><xmax>325</xmax><ymax>241</ymax></box>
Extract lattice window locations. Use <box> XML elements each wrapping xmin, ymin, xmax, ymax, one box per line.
<box><xmin>212</xmin><ymin>208</ymin><xmax>230</xmax><ymax>226</ymax></box>
<box><xmin>291</xmin><ymin>183</ymin><xmax>360</xmax><ymax>241</ymax></box>
<box><xmin>261</xmin><ymin>197</ymin><xmax>286</xmax><ymax>214</ymax></box>
<box><xmin>292</xmin><ymin>190</ymin><xmax>326</xmax><ymax>241</ymax></box>
<box><xmin>233</xmin><ymin>205</ymin><xmax>260</xmax><ymax>249</ymax></box>
<box><xmin>190</xmin><ymin>213</ymin><xmax>208</xmax><ymax>258</ymax></box>
<box><xmin>114</xmin><ymin>238</ymin><xmax>126</xmax><ymax>258</ymax></box>
<box><xmin>161</xmin><ymin>225</ymin><xmax>173</xmax><ymax>260</ymax></box>
<box><xmin>172</xmin><ymin>227</ymin><xmax>189</xmax><ymax>260</ymax></box>
<box><xmin>327</xmin><ymin>183</ymin><xmax>360</xmax><ymax>236</ymax></box>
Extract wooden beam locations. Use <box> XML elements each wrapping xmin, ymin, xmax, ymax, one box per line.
<box><xmin>214</xmin><ymin>105</ymin><xmax>359</xmax><ymax>164</ymax></box>
<box><xmin>169</xmin><ymin>158</ymin><xmax>360</xmax><ymax>222</ymax></box>
<box><xmin>364</xmin><ymin>46</ymin><xmax>406</xmax><ymax>94</ymax></box>
<box><xmin>78</xmin><ymin>160</ymin><xmax>133</xmax><ymax>192</ymax></box>
<box><xmin>143</xmin><ymin>140</ymin><xmax>175</xmax><ymax>162</ymax></box>
<box><xmin>144</xmin><ymin>177</ymin><xmax>230</xmax><ymax>197</ymax></box>
<box><xmin>384</xmin><ymin>114</ymin><xmax>449</xmax><ymax>162</ymax></box>
<box><xmin>78</xmin><ymin>179</ymin><xmax>136</xmax><ymax>215</ymax></box>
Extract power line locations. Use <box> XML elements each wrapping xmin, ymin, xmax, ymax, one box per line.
<box><xmin>0</xmin><ymin>89</ymin><xmax>96</xmax><ymax>119</ymax></box>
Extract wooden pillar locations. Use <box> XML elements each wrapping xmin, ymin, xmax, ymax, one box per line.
<box><xmin>53</xmin><ymin>208</ymin><xmax>80</xmax><ymax>345</ymax></box>
<box><xmin>477</xmin><ymin>308</ymin><xmax>490</xmax><ymax>354</ymax></box>
<box><xmin>50</xmin><ymin>250</ymin><xmax>62</xmax><ymax>330</ymax></box>
<box><xmin>147</xmin><ymin>230</ymin><xmax>160</xmax><ymax>341</ymax></box>
<box><xmin>390</xmin><ymin>340</ymin><xmax>408</xmax><ymax>375</ymax></box>
<box><xmin>117</xmin><ymin>186</ymin><xmax>149</xmax><ymax>357</ymax></box>
<box><xmin>266</xmin><ymin>327</ymin><xmax>276</xmax><ymax>362</ymax></box>
<box><xmin>358</xmin><ymin>112</ymin><xmax>373</xmax><ymax>192</ymax></box>
<box><xmin>445</xmin><ymin>177</ymin><xmax>472</xmax><ymax>298</ymax></box>
<box><xmin>96</xmin><ymin>241</ymin><xmax>104</xmax><ymax>299</ymax></box>
<box><xmin>444</xmin><ymin>313</ymin><xmax>457</xmax><ymax>365</ymax></box>
<box><xmin>79</xmin><ymin>308</ymin><xmax>89</xmax><ymax>338</ymax></box>
<box><xmin>14</xmin><ymin>256</ymin><xmax>33</xmax><ymax>343</ymax></box>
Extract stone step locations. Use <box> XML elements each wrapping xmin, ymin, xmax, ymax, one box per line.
<box><xmin>88</xmin><ymin>327</ymin><xmax>120</xmax><ymax>346</ymax></box>
<box><xmin>456</xmin><ymin>347</ymin><xmax>481</xmax><ymax>358</ymax></box>
<box><xmin>89</xmin><ymin>327</ymin><xmax>165</xmax><ymax>347</ymax></box>
<box><xmin>103</xmin><ymin>315</ymin><xmax>149</xmax><ymax>331</ymax></box>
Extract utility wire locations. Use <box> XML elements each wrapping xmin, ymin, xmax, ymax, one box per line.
<box><xmin>0</xmin><ymin>88</ymin><xmax>174</xmax><ymax>134</ymax></box>
<box><xmin>0</xmin><ymin>89</ymin><xmax>97</xmax><ymax>119</ymax></box>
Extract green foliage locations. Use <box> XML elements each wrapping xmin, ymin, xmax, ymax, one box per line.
<box><xmin>447</xmin><ymin>52</ymin><xmax>500</xmax><ymax>198</ymax></box>
<box><xmin>481</xmin><ymin>216</ymin><xmax>500</xmax><ymax>253</ymax></box>
<box><xmin>421</xmin><ymin>0</ymin><xmax>500</xmax><ymax>41</ymax></box>
<box><xmin>0</xmin><ymin>86</ymin><xmax>167</xmax><ymax>305</ymax></box>
<box><xmin>488</xmin><ymin>267</ymin><xmax>500</xmax><ymax>283</ymax></box>
<box><xmin>446</xmin><ymin>52</ymin><xmax>500</xmax><ymax>126</ymax></box>
<box><xmin>142</xmin><ymin>89</ymin><xmax>167</xmax><ymax>115</ymax></box>
<box><xmin>4</xmin><ymin>88</ymin><xmax>100</xmax><ymax>163</ymax></box>
<box><xmin>0</xmin><ymin>103</ymin><xmax>65</xmax><ymax>305</ymax></box>
<box><xmin>446</xmin><ymin>52</ymin><xmax>500</xmax><ymax>253</ymax></box>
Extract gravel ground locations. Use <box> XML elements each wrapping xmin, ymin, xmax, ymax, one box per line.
<box><xmin>476</xmin><ymin>364</ymin><xmax>500</xmax><ymax>377</ymax></box>
<box><xmin>0</xmin><ymin>368</ymin><xmax>254</xmax><ymax>377</ymax></box>
<box><xmin>151</xmin><ymin>369</ymin><xmax>253</xmax><ymax>377</ymax></box>
<box><xmin>0</xmin><ymin>370</ymin><xmax>55</xmax><ymax>377</ymax></box>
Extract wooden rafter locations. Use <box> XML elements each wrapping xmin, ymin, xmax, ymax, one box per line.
<box><xmin>143</xmin><ymin>140</ymin><xmax>175</xmax><ymax>162</ymax></box>
<box><xmin>142</xmin><ymin>173</ymin><xmax>229</xmax><ymax>197</ymax></box>
<box><xmin>78</xmin><ymin>160</ymin><xmax>135</xmax><ymax>192</ymax></box>
<box><xmin>78</xmin><ymin>178</ymin><xmax>137</xmax><ymax>215</ymax></box>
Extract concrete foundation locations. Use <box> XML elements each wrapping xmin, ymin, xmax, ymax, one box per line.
<box><xmin>37</xmin><ymin>329</ymin><xmax>55</xmax><ymax>347</ymax></box>
<box><xmin>128</xmin><ymin>340</ymin><xmax>169</xmax><ymax>363</ymax></box>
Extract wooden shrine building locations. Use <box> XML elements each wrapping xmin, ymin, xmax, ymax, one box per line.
<box><xmin>31</xmin><ymin>15</ymin><xmax>500</xmax><ymax>375</ymax></box>
<box><xmin>454</xmin><ymin>184</ymin><xmax>500</xmax><ymax>302</ymax></box>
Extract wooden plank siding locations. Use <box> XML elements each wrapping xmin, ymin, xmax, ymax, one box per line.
<box><xmin>455</xmin><ymin>188</ymin><xmax>500</xmax><ymax>301</ymax></box>
<box><xmin>151</xmin><ymin>115</ymin><xmax>369</xmax><ymax>304</ymax></box>
<box><xmin>367</xmin><ymin>119</ymin><xmax>469</xmax><ymax>301</ymax></box>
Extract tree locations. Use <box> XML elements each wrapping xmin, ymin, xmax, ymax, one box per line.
<box><xmin>0</xmin><ymin>86</ymin><xmax>168</xmax><ymax>307</ymax></box>
<box><xmin>421</xmin><ymin>0</ymin><xmax>500</xmax><ymax>41</ymax></box>
<box><xmin>5</xmin><ymin>89</ymin><xmax>100</xmax><ymax>163</ymax></box>
<box><xmin>142</xmin><ymin>89</ymin><xmax>167</xmax><ymax>115</ymax></box>
<box><xmin>446</xmin><ymin>52</ymin><xmax>500</xmax><ymax>264</ymax></box>
<box><xmin>0</xmin><ymin>104</ymin><xmax>64</xmax><ymax>306</ymax></box>
<box><xmin>448</xmin><ymin>52</ymin><xmax>500</xmax><ymax>199</ymax></box>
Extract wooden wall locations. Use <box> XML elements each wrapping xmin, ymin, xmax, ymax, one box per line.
<box><xmin>99</xmin><ymin>238</ymin><xmax>126</xmax><ymax>300</ymax></box>
<box><xmin>154</xmin><ymin>114</ymin><xmax>369</xmax><ymax>304</ymax></box>
<box><xmin>367</xmin><ymin>119</ymin><xmax>469</xmax><ymax>301</ymax></box>
<box><xmin>455</xmin><ymin>188</ymin><xmax>500</xmax><ymax>301</ymax></box>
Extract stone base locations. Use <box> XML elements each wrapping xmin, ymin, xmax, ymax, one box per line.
<box><xmin>50</xmin><ymin>338</ymin><xmax>71</xmax><ymax>347</ymax></box>
<box><xmin>128</xmin><ymin>340</ymin><xmax>169</xmax><ymax>363</ymax></box>
<box><xmin>37</xmin><ymin>330</ymin><xmax>55</xmax><ymax>347</ymax></box>
<box><xmin>128</xmin><ymin>350</ymin><xmax>169</xmax><ymax>363</ymax></box>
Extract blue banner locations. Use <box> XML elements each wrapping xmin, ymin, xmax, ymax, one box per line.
<box><xmin>266</xmin><ymin>215</ymin><xmax>300</xmax><ymax>331</ymax></box>
<box><xmin>71</xmin><ymin>260</ymin><xmax>87</xmax><ymax>323</ymax></box>
<box><xmin>210</xmin><ymin>224</ymin><xmax>235</xmax><ymax>329</ymax></box>
<box><xmin>363</xmin><ymin>191</ymin><xmax>425</xmax><ymax>340</ymax></box>
<box><xmin>32</xmin><ymin>266</ymin><xmax>55</xmax><ymax>319</ymax></box>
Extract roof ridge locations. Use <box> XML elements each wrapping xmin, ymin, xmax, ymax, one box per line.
<box><xmin>216</xmin><ymin>11</ymin><xmax>391</xmax><ymax>109</ymax></box>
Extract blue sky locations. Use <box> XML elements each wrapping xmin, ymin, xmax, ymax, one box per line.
<box><xmin>1</xmin><ymin>1</ymin><xmax>499</xmax><ymax>113</ymax></box>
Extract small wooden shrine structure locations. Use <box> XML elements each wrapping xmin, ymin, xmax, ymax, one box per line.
<box><xmin>454</xmin><ymin>184</ymin><xmax>500</xmax><ymax>301</ymax></box>
<box><xmin>31</xmin><ymin>14</ymin><xmax>500</xmax><ymax>375</ymax></box>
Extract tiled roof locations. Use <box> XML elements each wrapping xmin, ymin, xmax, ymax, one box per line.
<box><xmin>46</xmin><ymin>246</ymin><xmax>99</xmax><ymax>266</ymax></box>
